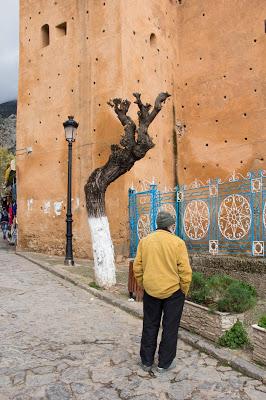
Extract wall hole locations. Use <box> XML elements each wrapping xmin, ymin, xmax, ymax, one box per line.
<box><xmin>202</xmin><ymin>13</ymin><xmax>205</xmax><ymax>16</ymax></box>
<box><xmin>224</xmin><ymin>95</ymin><xmax>227</xmax><ymax>99</ymax></box>
<box><xmin>150</xmin><ymin>33</ymin><xmax>157</xmax><ymax>48</ymax></box>
<box><xmin>93</xmin><ymin>81</ymin><xmax>96</xmax><ymax>85</ymax></box>
<box><xmin>41</xmin><ymin>24</ymin><xmax>50</xmax><ymax>47</ymax></box>
<box><xmin>240</xmin><ymin>160</ymin><xmax>243</xmax><ymax>164</ymax></box>
<box><xmin>253</xmin><ymin>39</ymin><xmax>257</xmax><ymax>42</ymax></box>
<box><xmin>223</xmin><ymin>75</ymin><xmax>226</xmax><ymax>78</ymax></box>
<box><xmin>102</xmin><ymin>29</ymin><xmax>105</xmax><ymax>33</ymax></box>
<box><xmin>261</xmin><ymin>158</ymin><xmax>264</xmax><ymax>161</ymax></box>
<box><xmin>216</xmin><ymin>163</ymin><xmax>219</xmax><ymax>167</ymax></box>
<box><xmin>137</xmin><ymin>79</ymin><xmax>140</xmax><ymax>83</ymax></box>
<box><xmin>199</xmin><ymin>57</ymin><xmax>202</xmax><ymax>60</ymax></box>
<box><xmin>245</xmin><ymin>137</ymin><xmax>248</xmax><ymax>140</ymax></box>
<box><xmin>58</xmin><ymin>161</ymin><xmax>61</xmax><ymax>164</ymax></box>
<box><xmin>205</xmin><ymin>143</ymin><xmax>208</xmax><ymax>147</ymax></box>
<box><xmin>254</xmin><ymin>89</ymin><xmax>257</xmax><ymax>92</ymax></box>
<box><xmin>39</xmin><ymin>121</ymin><xmax>42</xmax><ymax>124</ymax></box>
<box><xmin>181</xmin><ymin>105</ymin><xmax>184</xmax><ymax>108</ymax></box>
<box><xmin>249</xmin><ymin>67</ymin><xmax>253</xmax><ymax>70</ymax></box>
<box><xmin>133</xmin><ymin>30</ymin><xmax>136</xmax><ymax>35</ymax></box>
<box><xmin>243</xmin><ymin>113</ymin><xmax>247</xmax><ymax>117</ymax></box>
<box><xmin>224</xmin><ymin>140</ymin><xmax>227</xmax><ymax>143</ymax></box>
<box><xmin>98</xmin><ymin>104</ymin><xmax>101</xmax><ymax>107</ymax></box>
<box><xmin>55</xmin><ymin>137</ymin><xmax>58</xmax><ymax>140</ymax></box>
<box><xmin>197</xmin><ymin>103</ymin><xmax>200</xmax><ymax>106</ymax></box>
<box><xmin>215</xmin><ymin>119</ymin><xmax>219</xmax><ymax>122</ymax></box>
<box><xmin>184</xmin><ymin>167</ymin><xmax>187</xmax><ymax>170</ymax></box>
<box><xmin>56</xmin><ymin>22</ymin><xmax>67</xmax><ymax>36</ymax></box>
<box><xmin>202</xmin><ymin>165</ymin><xmax>205</xmax><ymax>168</ymax></box>
<box><xmin>264</xmin><ymin>20</ymin><xmax>266</xmax><ymax>33</ymax></box>
<box><xmin>71</xmin><ymin>89</ymin><xmax>74</xmax><ymax>93</ymax></box>
<box><xmin>86</xmin><ymin>10</ymin><xmax>88</xmax><ymax>14</ymax></box>
<box><xmin>95</xmin><ymin>58</ymin><xmax>98</xmax><ymax>61</ymax></box>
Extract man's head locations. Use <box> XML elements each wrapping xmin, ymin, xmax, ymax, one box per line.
<box><xmin>156</xmin><ymin>211</ymin><xmax>175</xmax><ymax>231</ymax></box>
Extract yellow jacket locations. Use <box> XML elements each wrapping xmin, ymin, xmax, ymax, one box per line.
<box><xmin>133</xmin><ymin>230</ymin><xmax>192</xmax><ymax>299</ymax></box>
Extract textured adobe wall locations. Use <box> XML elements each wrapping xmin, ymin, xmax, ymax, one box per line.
<box><xmin>17</xmin><ymin>0</ymin><xmax>266</xmax><ymax>259</ymax></box>
<box><xmin>177</xmin><ymin>0</ymin><xmax>266</xmax><ymax>185</ymax></box>
<box><xmin>17</xmin><ymin>0</ymin><xmax>178</xmax><ymax>259</ymax></box>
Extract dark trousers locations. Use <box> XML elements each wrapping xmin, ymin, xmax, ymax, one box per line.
<box><xmin>140</xmin><ymin>289</ymin><xmax>185</xmax><ymax>369</ymax></box>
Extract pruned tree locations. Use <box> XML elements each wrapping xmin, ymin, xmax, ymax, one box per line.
<box><xmin>84</xmin><ymin>92</ymin><xmax>170</xmax><ymax>288</ymax></box>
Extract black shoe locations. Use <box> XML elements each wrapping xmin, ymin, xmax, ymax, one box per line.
<box><xmin>157</xmin><ymin>360</ymin><xmax>176</xmax><ymax>373</ymax></box>
<box><xmin>139</xmin><ymin>362</ymin><xmax>152</xmax><ymax>372</ymax></box>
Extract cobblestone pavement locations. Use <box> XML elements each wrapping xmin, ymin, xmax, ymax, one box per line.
<box><xmin>1</xmin><ymin>248</ymin><xmax>266</xmax><ymax>400</ymax></box>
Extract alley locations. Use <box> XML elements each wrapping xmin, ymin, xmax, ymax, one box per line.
<box><xmin>0</xmin><ymin>246</ymin><xmax>265</xmax><ymax>400</ymax></box>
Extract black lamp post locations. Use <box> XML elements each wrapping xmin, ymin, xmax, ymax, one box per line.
<box><xmin>63</xmin><ymin>116</ymin><xmax>79</xmax><ymax>266</ymax></box>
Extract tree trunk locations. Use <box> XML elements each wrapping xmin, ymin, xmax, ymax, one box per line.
<box><xmin>85</xmin><ymin>92</ymin><xmax>170</xmax><ymax>288</ymax></box>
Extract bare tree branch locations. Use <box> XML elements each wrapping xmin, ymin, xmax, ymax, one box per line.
<box><xmin>85</xmin><ymin>92</ymin><xmax>171</xmax><ymax>217</ymax></box>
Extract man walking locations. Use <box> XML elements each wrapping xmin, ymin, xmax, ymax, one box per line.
<box><xmin>133</xmin><ymin>211</ymin><xmax>192</xmax><ymax>372</ymax></box>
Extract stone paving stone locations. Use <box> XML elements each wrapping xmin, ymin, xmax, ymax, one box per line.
<box><xmin>0</xmin><ymin>248</ymin><xmax>265</xmax><ymax>399</ymax></box>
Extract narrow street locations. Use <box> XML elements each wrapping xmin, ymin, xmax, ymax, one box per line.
<box><xmin>0</xmin><ymin>242</ymin><xmax>264</xmax><ymax>400</ymax></box>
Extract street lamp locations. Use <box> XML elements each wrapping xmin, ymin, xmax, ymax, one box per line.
<box><xmin>63</xmin><ymin>116</ymin><xmax>79</xmax><ymax>266</ymax></box>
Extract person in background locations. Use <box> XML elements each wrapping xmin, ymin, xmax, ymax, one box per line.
<box><xmin>133</xmin><ymin>211</ymin><xmax>192</xmax><ymax>373</ymax></box>
<box><xmin>0</xmin><ymin>208</ymin><xmax>9</xmax><ymax>240</ymax></box>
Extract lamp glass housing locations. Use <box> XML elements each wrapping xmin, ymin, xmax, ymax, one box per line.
<box><xmin>63</xmin><ymin>116</ymin><xmax>78</xmax><ymax>142</ymax></box>
<box><xmin>64</xmin><ymin>125</ymin><xmax>76</xmax><ymax>142</ymax></box>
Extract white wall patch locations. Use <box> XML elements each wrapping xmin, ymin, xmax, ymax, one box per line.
<box><xmin>43</xmin><ymin>201</ymin><xmax>51</xmax><ymax>214</ymax></box>
<box><xmin>54</xmin><ymin>201</ymin><xmax>63</xmax><ymax>216</ymax></box>
<box><xmin>27</xmin><ymin>199</ymin><xmax>33</xmax><ymax>211</ymax></box>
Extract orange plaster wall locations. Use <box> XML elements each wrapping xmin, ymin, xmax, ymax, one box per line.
<box><xmin>17</xmin><ymin>0</ymin><xmax>177</xmax><ymax>259</ymax></box>
<box><xmin>17</xmin><ymin>0</ymin><xmax>266</xmax><ymax>259</ymax></box>
<box><xmin>176</xmin><ymin>0</ymin><xmax>266</xmax><ymax>186</ymax></box>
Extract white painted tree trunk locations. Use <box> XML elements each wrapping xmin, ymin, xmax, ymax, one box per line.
<box><xmin>88</xmin><ymin>215</ymin><xmax>116</xmax><ymax>288</ymax></box>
